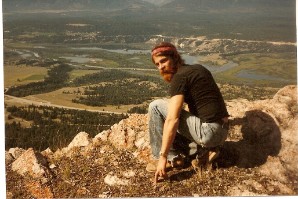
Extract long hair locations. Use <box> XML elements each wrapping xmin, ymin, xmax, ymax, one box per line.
<box><xmin>151</xmin><ymin>42</ymin><xmax>185</xmax><ymax>66</ymax></box>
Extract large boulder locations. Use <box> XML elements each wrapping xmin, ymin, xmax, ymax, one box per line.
<box><xmin>11</xmin><ymin>148</ymin><xmax>52</xmax><ymax>184</ymax></box>
<box><xmin>54</xmin><ymin>131</ymin><xmax>93</xmax><ymax>158</ymax></box>
<box><xmin>94</xmin><ymin>114</ymin><xmax>151</xmax><ymax>163</ymax></box>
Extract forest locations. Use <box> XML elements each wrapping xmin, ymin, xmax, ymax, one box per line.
<box><xmin>6</xmin><ymin>64</ymin><xmax>73</xmax><ymax>97</ymax></box>
<box><xmin>5</xmin><ymin>105</ymin><xmax>128</xmax><ymax>151</ymax></box>
<box><xmin>6</xmin><ymin>63</ymin><xmax>279</xmax><ymax>106</ymax></box>
<box><xmin>6</xmin><ymin>63</ymin><xmax>169</xmax><ymax>105</ymax></box>
<box><xmin>71</xmin><ymin>69</ymin><xmax>168</xmax><ymax>106</ymax></box>
<box><xmin>4</xmin><ymin>66</ymin><xmax>167</xmax><ymax>151</ymax></box>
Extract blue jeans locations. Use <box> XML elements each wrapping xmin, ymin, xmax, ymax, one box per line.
<box><xmin>148</xmin><ymin>99</ymin><xmax>228</xmax><ymax>161</ymax></box>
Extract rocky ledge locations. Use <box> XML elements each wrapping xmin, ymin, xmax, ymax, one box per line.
<box><xmin>5</xmin><ymin>85</ymin><xmax>298</xmax><ymax>198</ymax></box>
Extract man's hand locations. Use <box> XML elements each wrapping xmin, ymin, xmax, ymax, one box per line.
<box><xmin>153</xmin><ymin>95</ymin><xmax>184</xmax><ymax>184</ymax></box>
<box><xmin>154</xmin><ymin>156</ymin><xmax>168</xmax><ymax>184</ymax></box>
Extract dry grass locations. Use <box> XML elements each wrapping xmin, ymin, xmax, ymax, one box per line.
<box><xmin>4</xmin><ymin>65</ymin><xmax>48</xmax><ymax>88</ymax></box>
<box><xmin>28</xmin><ymin>87</ymin><xmax>145</xmax><ymax>113</ymax></box>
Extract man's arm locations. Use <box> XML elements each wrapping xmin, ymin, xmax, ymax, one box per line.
<box><xmin>154</xmin><ymin>94</ymin><xmax>184</xmax><ymax>183</ymax></box>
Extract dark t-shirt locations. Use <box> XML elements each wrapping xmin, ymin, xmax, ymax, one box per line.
<box><xmin>169</xmin><ymin>64</ymin><xmax>229</xmax><ymax>123</ymax></box>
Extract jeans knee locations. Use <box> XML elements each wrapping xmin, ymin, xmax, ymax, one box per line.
<box><xmin>148</xmin><ymin>99</ymin><xmax>168</xmax><ymax>115</ymax></box>
<box><xmin>149</xmin><ymin>99</ymin><xmax>167</xmax><ymax>114</ymax></box>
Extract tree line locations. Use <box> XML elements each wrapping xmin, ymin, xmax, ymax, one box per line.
<box><xmin>6</xmin><ymin>63</ymin><xmax>73</xmax><ymax>97</ymax></box>
<box><xmin>5</xmin><ymin>105</ymin><xmax>128</xmax><ymax>151</ymax></box>
<box><xmin>71</xmin><ymin>69</ymin><xmax>168</xmax><ymax>106</ymax></box>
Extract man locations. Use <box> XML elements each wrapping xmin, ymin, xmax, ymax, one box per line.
<box><xmin>147</xmin><ymin>42</ymin><xmax>229</xmax><ymax>183</ymax></box>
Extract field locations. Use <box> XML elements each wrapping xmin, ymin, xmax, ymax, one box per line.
<box><xmin>4</xmin><ymin>65</ymin><xmax>48</xmax><ymax>88</ymax></box>
<box><xmin>29</xmin><ymin>88</ymin><xmax>149</xmax><ymax>113</ymax></box>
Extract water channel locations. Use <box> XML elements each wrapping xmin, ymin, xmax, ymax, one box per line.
<box><xmin>69</xmin><ymin>47</ymin><xmax>238</xmax><ymax>73</ymax></box>
<box><xmin>15</xmin><ymin>47</ymin><xmax>291</xmax><ymax>82</ymax></box>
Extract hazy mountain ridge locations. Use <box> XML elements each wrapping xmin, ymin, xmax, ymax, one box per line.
<box><xmin>165</xmin><ymin>0</ymin><xmax>295</xmax><ymax>10</ymax></box>
<box><xmin>2</xmin><ymin>0</ymin><xmax>154</xmax><ymax>12</ymax></box>
<box><xmin>3</xmin><ymin>0</ymin><xmax>295</xmax><ymax>13</ymax></box>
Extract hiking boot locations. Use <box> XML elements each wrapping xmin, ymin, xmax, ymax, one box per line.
<box><xmin>146</xmin><ymin>155</ymin><xmax>185</xmax><ymax>173</ymax></box>
<box><xmin>191</xmin><ymin>151</ymin><xmax>208</xmax><ymax>176</ymax></box>
<box><xmin>191</xmin><ymin>147</ymin><xmax>221</xmax><ymax>174</ymax></box>
<box><xmin>194</xmin><ymin>146</ymin><xmax>221</xmax><ymax>163</ymax></box>
<box><xmin>190</xmin><ymin>146</ymin><xmax>209</xmax><ymax>169</ymax></box>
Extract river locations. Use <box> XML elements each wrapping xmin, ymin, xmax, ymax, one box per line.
<box><xmin>15</xmin><ymin>47</ymin><xmax>291</xmax><ymax>82</ymax></box>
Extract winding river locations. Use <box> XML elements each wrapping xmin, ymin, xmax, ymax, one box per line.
<box><xmin>15</xmin><ymin>47</ymin><xmax>291</xmax><ymax>82</ymax></box>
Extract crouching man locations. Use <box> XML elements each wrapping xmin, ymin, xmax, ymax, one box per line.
<box><xmin>147</xmin><ymin>42</ymin><xmax>229</xmax><ymax>183</ymax></box>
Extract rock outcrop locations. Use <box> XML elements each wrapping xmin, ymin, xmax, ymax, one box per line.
<box><xmin>5</xmin><ymin>85</ymin><xmax>297</xmax><ymax>197</ymax></box>
<box><xmin>96</xmin><ymin>85</ymin><xmax>297</xmax><ymax>181</ymax></box>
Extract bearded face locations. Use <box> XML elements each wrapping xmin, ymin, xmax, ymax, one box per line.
<box><xmin>153</xmin><ymin>55</ymin><xmax>178</xmax><ymax>83</ymax></box>
<box><xmin>159</xmin><ymin>65</ymin><xmax>178</xmax><ymax>82</ymax></box>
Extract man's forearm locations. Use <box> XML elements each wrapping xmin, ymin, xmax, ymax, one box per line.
<box><xmin>160</xmin><ymin>118</ymin><xmax>179</xmax><ymax>157</ymax></box>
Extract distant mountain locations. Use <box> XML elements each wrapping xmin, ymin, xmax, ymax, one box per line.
<box><xmin>2</xmin><ymin>0</ymin><xmax>154</xmax><ymax>12</ymax></box>
<box><xmin>2</xmin><ymin>0</ymin><xmax>295</xmax><ymax>42</ymax></box>
<box><xmin>163</xmin><ymin>0</ymin><xmax>294</xmax><ymax>9</ymax></box>
<box><xmin>3</xmin><ymin>0</ymin><xmax>295</xmax><ymax>13</ymax></box>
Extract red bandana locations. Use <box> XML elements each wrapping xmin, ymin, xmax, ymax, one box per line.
<box><xmin>151</xmin><ymin>46</ymin><xmax>177</xmax><ymax>56</ymax></box>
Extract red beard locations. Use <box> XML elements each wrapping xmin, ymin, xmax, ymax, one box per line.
<box><xmin>161</xmin><ymin>72</ymin><xmax>174</xmax><ymax>82</ymax></box>
<box><xmin>160</xmin><ymin>65</ymin><xmax>178</xmax><ymax>82</ymax></box>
